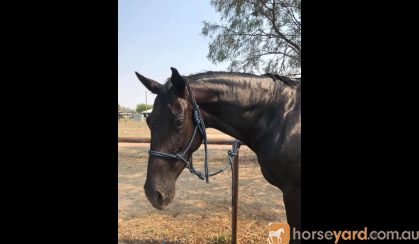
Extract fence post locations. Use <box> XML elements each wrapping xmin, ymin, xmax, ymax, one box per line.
<box><xmin>232</xmin><ymin>147</ymin><xmax>239</xmax><ymax>244</ymax></box>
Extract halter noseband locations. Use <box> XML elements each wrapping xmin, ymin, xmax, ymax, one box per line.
<box><xmin>147</xmin><ymin>78</ymin><xmax>232</xmax><ymax>182</ymax></box>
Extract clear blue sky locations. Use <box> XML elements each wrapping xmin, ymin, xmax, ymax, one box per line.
<box><xmin>118</xmin><ymin>0</ymin><xmax>229</xmax><ymax>109</ymax></box>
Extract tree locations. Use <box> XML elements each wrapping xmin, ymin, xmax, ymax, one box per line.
<box><xmin>202</xmin><ymin>0</ymin><xmax>301</xmax><ymax>76</ymax></box>
<box><xmin>118</xmin><ymin>104</ymin><xmax>135</xmax><ymax>113</ymax></box>
<box><xmin>136</xmin><ymin>104</ymin><xmax>153</xmax><ymax>113</ymax></box>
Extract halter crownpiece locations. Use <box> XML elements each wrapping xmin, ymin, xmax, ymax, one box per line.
<box><xmin>147</xmin><ymin>75</ymin><xmax>237</xmax><ymax>182</ymax></box>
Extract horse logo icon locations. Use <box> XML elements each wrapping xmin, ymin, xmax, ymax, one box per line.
<box><xmin>268</xmin><ymin>223</ymin><xmax>290</xmax><ymax>244</ymax></box>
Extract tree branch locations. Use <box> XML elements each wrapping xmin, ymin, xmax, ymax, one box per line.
<box><xmin>256</xmin><ymin>0</ymin><xmax>301</xmax><ymax>54</ymax></box>
<box><xmin>251</xmin><ymin>50</ymin><xmax>298</xmax><ymax>61</ymax></box>
<box><xmin>227</xmin><ymin>31</ymin><xmax>277</xmax><ymax>39</ymax></box>
<box><xmin>282</xmin><ymin>1</ymin><xmax>301</xmax><ymax>31</ymax></box>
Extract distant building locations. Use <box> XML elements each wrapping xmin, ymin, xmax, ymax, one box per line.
<box><xmin>133</xmin><ymin>113</ymin><xmax>143</xmax><ymax>121</ymax></box>
<box><xmin>118</xmin><ymin>109</ymin><xmax>152</xmax><ymax>121</ymax></box>
<box><xmin>118</xmin><ymin>112</ymin><xmax>134</xmax><ymax>119</ymax></box>
<box><xmin>141</xmin><ymin>109</ymin><xmax>153</xmax><ymax>118</ymax></box>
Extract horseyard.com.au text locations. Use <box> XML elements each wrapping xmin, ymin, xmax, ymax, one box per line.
<box><xmin>291</xmin><ymin>227</ymin><xmax>419</xmax><ymax>243</ymax></box>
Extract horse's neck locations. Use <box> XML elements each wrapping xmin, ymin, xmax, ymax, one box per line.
<box><xmin>190</xmin><ymin>77</ymin><xmax>297</xmax><ymax>150</ymax></box>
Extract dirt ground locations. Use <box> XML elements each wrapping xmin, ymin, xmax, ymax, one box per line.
<box><xmin>118</xmin><ymin>120</ymin><xmax>286</xmax><ymax>243</ymax></box>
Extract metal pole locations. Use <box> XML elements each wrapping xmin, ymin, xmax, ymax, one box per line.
<box><xmin>232</xmin><ymin>148</ymin><xmax>239</xmax><ymax>244</ymax></box>
<box><xmin>145</xmin><ymin>91</ymin><xmax>148</xmax><ymax>117</ymax></box>
<box><xmin>118</xmin><ymin>137</ymin><xmax>237</xmax><ymax>145</ymax></box>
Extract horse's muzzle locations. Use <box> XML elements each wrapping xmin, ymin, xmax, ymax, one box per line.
<box><xmin>144</xmin><ymin>183</ymin><xmax>173</xmax><ymax>210</ymax></box>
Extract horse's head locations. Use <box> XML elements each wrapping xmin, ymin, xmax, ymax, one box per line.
<box><xmin>135</xmin><ymin>68</ymin><xmax>203</xmax><ymax>210</ymax></box>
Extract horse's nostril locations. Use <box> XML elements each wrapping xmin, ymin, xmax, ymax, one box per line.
<box><xmin>144</xmin><ymin>186</ymin><xmax>171</xmax><ymax>209</ymax></box>
<box><xmin>156</xmin><ymin>191</ymin><xmax>165</xmax><ymax>204</ymax></box>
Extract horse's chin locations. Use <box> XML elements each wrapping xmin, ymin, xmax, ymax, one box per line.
<box><xmin>151</xmin><ymin>201</ymin><xmax>170</xmax><ymax>210</ymax></box>
<box><xmin>144</xmin><ymin>183</ymin><xmax>175</xmax><ymax>210</ymax></box>
<box><xmin>145</xmin><ymin>193</ymin><xmax>174</xmax><ymax>210</ymax></box>
<box><xmin>148</xmin><ymin>194</ymin><xmax>172</xmax><ymax>210</ymax></box>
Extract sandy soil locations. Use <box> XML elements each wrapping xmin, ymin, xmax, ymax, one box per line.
<box><xmin>118</xmin><ymin>143</ymin><xmax>286</xmax><ymax>243</ymax></box>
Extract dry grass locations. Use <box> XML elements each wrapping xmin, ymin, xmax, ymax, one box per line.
<box><xmin>118</xmin><ymin>120</ymin><xmax>151</xmax><ymax>137</ymax></box>
<box><xmin>118</xmin><ymin>120</ymin><xmax>286</xmax><ymax>243</ymax></box>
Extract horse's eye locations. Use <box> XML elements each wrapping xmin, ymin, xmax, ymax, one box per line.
<box><xmin>175</xmin><ymin>119</ymin><xmax>183</xmax><ymax>128</ymax></box>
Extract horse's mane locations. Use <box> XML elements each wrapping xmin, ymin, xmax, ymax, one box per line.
<box><xmin>185</xmin><ymin>71</ymin><xmax>300</xmax><ymax>89</ymax></box>
<box><xmin>263</xmin><ymin>73</ymin><xmax>300</xmax><ymax>88</ymax></box>
<box><xmin>163</xmin><ymin>71</ymin><xmax>300</xmax><ymax>92</ymax></box>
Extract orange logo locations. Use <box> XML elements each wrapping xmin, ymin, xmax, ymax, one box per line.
<box><xmin>268</xmin><ymin>223</ymin><xmax>290</xmax><ymax>244</ymax></box>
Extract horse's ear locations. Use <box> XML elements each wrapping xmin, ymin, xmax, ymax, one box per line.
<box><xmin>170</xmin><ymin>67</ymin><xmax>186</xmax><ymax>97</ymax></box>
<box><xmin>135</xmin><ymin>72</ymin><xmax>162</xmax><ymax>94</ymax></box>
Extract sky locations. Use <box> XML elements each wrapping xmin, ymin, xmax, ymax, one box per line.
<box><xmin>118</xmin><ymin>0</ymin><xmax>229</xmax><ymax>109</ymax></box>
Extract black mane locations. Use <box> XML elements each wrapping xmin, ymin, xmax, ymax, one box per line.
<box><xmin>264</xmin><ymin>73</ymin><xmax>300</xmax><ymax>88</ymax></box>
<box><xmin>185</xmin><ymin>71</ymin><xmax>300</xmax><ymax>89</ymax></box>
<box><xmin>163</xmin><ymin>71</ymin><xmax>300</xmax><ymax>92</ymax></box>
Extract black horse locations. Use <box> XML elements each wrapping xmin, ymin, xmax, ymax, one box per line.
<box><xmin>136</xmin><ymin>67</ymin><xmax>301</xmax><ymax>241</ymax></box>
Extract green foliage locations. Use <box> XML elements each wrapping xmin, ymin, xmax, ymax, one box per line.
<box><xmin>208</xmin><ymin>231</ymin><xmax>231</xmax><ymax>244</ymax></box>
<box><xmin>119</xmin><ymin>104</ymin><xmax>135</xmax><ymax>113</ymax></box>
<box><xmin>202</xmin><ymin>0</ymin><xmax>301</xmax><ymax>76</ymax></box>
<box><xmin>136</xmin><ymin>103</ymin><xmax>153</xmax><ymax>113</ymax></box>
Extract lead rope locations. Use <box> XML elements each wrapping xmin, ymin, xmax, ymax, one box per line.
<box><xmin>228</xmin><ymin>140</ymin><xmax>242</xmax><ymax>179</ymax></box>
<box><xmin>185</xmin><ymin>81</ymin><xmax>210</xmax><ymax>182</ymax></box>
